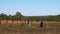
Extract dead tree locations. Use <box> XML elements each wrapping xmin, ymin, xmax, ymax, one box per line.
<box><xmin>20</xmin><ymin>19</ymin><xmax>23</xmax><ymax>27</ymax></box>
<box><xmin>0</xmin><ymin>19</ymin><xmax>1</xmax><ymax>24</ymax></box>
<box><xmin>28</xmin><ymin>19</ymin><xmax>30</xmax><ymax>27</ymax></box>
<box><xmin>21</xmin><ymin>22</ymin><xmax>23</xmax><ymax>27</ymax></box>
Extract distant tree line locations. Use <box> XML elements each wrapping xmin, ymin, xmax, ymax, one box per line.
<box><xmin>0</xmin><ymin>12</ymin><xmax>60</xmax><ymax>22</ymax></box>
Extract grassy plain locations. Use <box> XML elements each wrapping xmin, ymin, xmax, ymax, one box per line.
<box><xmin>0</xmin><ymin>21</ymin><xmax>60</xmax><ymax>34</ymax></box>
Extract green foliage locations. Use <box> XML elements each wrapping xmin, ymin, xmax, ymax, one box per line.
<box><xmin>0</xmin><ymin>13</ymin><xmax>8</xmax><ymax>20</ymax></box>
<box><xmin>0</xmin><ymin>12</ymin><xmax>60</xmax><ymax>21</ymax></box>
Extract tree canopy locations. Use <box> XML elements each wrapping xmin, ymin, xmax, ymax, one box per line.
<box><xmin>0</xmin><ymin>12</ymin><xmax>60</xmax><ymax>21</ymax></box>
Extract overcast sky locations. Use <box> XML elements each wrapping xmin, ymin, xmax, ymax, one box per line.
<box><xmin>0</xmin><ymin>0</ymin><xmax>60</xmax><ymax>16</ymax></box>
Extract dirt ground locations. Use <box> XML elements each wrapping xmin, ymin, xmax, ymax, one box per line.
<box><xmin>0</xmin><ymin>20</ymin><xmax>60</xmax><ymax>34</ymax></box>
<box><xmin>0</xmin><ymin>24</ymin><xmax>60</xmax><ymax>34</ymax></box>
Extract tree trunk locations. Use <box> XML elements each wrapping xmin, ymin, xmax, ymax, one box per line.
<box><xmin>6</xmin><ymin>20</ymin><xmax>8</xmax><ymax>24</ymax></box>
<box><xmin>21</xmin><ymin>22</ymin><xmax>23</xmax><ymax>27</ymax></box>
<box><xmin>28</xmin><ymin>19</ymin><xmax>30</xmax><ymax>27</ymax></box>
<box><xmin>12</xmin><ymin>20</ymin><xmax>14</xmax><ymax>23</ymax></box>
<box><xmin>0</xmin><ymin>20</ymin><xmax>1</xmax><ymax>24</ymax></box>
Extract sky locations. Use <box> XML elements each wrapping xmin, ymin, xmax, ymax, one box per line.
<box><xmin>0</xmin><ymin>0</ymin><xmax>60</xmax><ymax>16</ymax></box>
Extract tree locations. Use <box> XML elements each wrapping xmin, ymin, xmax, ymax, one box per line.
<box><xmin>27</xmin><ymin>18</ymin><xmax>31</xmax><ymax>27</ymax></box>
<box><xmin>0</xmin><ymin>19</ymin><xmax>1</xmax><ymax>24</ymax></box>
<box><xmin>11</xmin><ymin>16</ymin><xmax>15</xmax><ymax>23</ymax></box>
<box><xmin>0</xmin><ymin>15</ymin><xmax>1</xmax><ymax>24</ymax></box>
<box><xmin>16</xmin><ymin>12</ymin><xmax>22</xmax><ymax>17</ymax></box>
<box><xmin>0</xmin><ymin>13</ymin><xmax>8</xmax><ymax>24</ymax></box>
<box><xmin>8</xmin><ymin>15</ymin><xmax>12</xmax><ymax>20</ymax></box>
<box><xmin>15</xmin><ymin>12</ymin><xmax>23</xmax><ymax>20</ymax></box>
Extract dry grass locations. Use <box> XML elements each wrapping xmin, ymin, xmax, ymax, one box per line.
<box><xmin>0</xmin><ymin>20</ymin><xmax>60</xmax><ymax>34</ymax></box>
<box><xmin>1</xmin><ymin>20</ymin><xmax>60</xmax><ymax>24</ymax></box>
<box><xmin>0</xmin><ymin>24</ymin><xmax>60</xmax><ymax>34</ymax></box>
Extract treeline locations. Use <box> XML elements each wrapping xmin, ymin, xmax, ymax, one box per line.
<box><xmin>0</xmin><ymin>12</ymin><xmax>23</xmax><ymax>20</ymax></box>
<box><xmin>42</xmin><ymin>15</ymin><xmax>60</xmax><ymax>21</ymax></box>
<box><xmin>0</xmin><ymin>12</ymin><xmax>60</xmax><ymax>21</ymax></box>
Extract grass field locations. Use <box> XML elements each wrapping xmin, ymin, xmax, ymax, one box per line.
<box><xmin>0</xmin><ymin>21</ymin><xmax>60</xmax><ymax>34</ymax></box>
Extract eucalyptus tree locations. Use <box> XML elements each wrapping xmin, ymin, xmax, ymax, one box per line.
<box><xmin>15</xmin><ymin>12</ymin><xmax>23</xmax><ymax>20</ymax></box>
<box><xmin>0</xmin><ymin>13</ymin><xmax>8</xmax><ymax>24</ymax></box>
